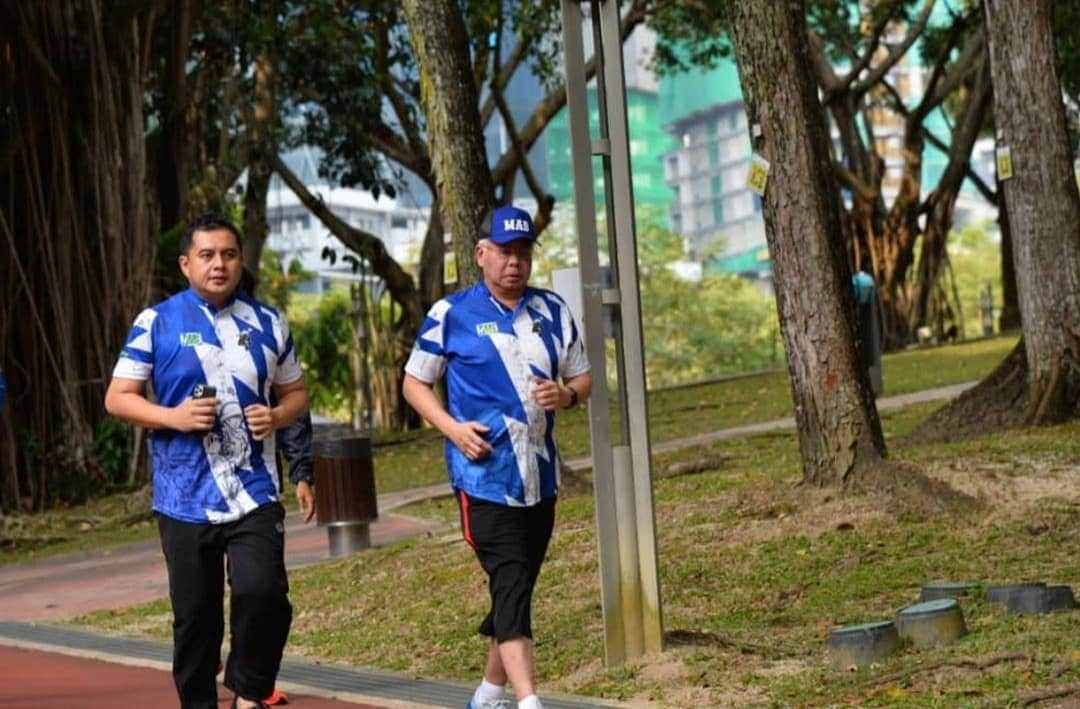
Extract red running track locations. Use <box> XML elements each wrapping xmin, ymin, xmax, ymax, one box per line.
<box><xmin>0</xmin><ymin>644</ymin><xmax>387</xmax><ymax>708</ymax></box>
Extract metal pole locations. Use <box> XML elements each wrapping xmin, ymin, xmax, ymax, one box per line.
<box><xmin>595</xmin><ymin>0</ymin><xmax>663</xmax><ymax>654</ymax></box>
<box><xmin>560</xmin><ymin>0</ymin><xmax>663</xmax><ymax>664</ymax></box>
<box><xmin>559</xmin><ymin>0</ymin><xmax>627</xmax><ymax>666</ymax></box>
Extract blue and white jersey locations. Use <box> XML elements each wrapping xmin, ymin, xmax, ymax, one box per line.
<box><xmin>405</xmin><ymin>282</ymin><xmax>590</xmax><ymax>506</ymax></box>
<box><xmin>113</xmin><ymin>289</ymin><xmax>303</xmax><ymax>524</ymax></box>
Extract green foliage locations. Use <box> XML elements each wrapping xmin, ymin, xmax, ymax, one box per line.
<box><xmin>258</xmin><ymin>247</ymin><xmax>313</xmax><ymax>312</ymax></box>
<box><xmin>289</xmin><ymin>289</ymin><xmax>355</xmax><ymax>420</ymax></box>
<box><xmin>533</xmin><ymin>207</ymin><xmax>782</xmax><ymax>388</ymax></box>
<box><xmin>92</xmin><ymin>418</ymin><xmax>132</xmax><ymax>489</ymax></box>
<box><xmin>947</xmin><ymin>222</ymin><xmax>1002</xmax><ymax>339</ymax></box>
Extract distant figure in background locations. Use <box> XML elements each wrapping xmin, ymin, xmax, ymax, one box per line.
<box><xmin>0</xmin><ymin>368</ymin><xmax>6</xmax><ymax>413</ymax></box>
<box><xmin>403</xmin><ymin>205</ymin><xmax>591</xmax><ymax>709</ymax></box>
<box><xmin>105</xmin><ymin>213</ymin><xmax>310</xmax><ymax>709</ymax></box>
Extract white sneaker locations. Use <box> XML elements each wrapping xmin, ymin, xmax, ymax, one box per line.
<box><xmin>465</xmin><ymin>700</ymin><xmax>515</xmax><ymax>709</ymax></box>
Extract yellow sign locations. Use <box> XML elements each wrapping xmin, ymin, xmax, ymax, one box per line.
<box><xmin>996</xmin><ymin>145</ymin><xmax>1013</xmax><ymax>180</ymax></box>
<box><xmin>443</xmin><ymin>250</ymin><xmax>457</xmax><ymax>285</ymax></box>
<box><xmin>747</xmin><ymin>153</ymin><xmax>770</xmax><ymax>196</ymax></box>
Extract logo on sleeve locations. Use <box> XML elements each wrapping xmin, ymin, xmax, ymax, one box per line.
<box><xmin>179</xmin><ymin>332</ymin><xmax>203</xmax><ymax>346</ymax></box>
<box><xmin>475</xmin><ymin>322</ymin><xmax>499</xmax><ymax>337</ymax></box>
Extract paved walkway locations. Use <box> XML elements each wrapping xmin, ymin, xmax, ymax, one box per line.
<box><xmin>0</xmin><ymin>381</ymin><xmax>975</xmax><ymax>707</ymax></box>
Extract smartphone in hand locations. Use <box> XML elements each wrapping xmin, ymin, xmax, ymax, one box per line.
<box><xmin>192</xmin><ymin>384</ymin><xmax>217</xmax><ymax>399</ymax></box>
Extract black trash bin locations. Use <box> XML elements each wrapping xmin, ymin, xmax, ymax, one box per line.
<box><xmin>313</xmin><ymin>436</ymin><xmax>378</xmax><ymax>557</ymax></box>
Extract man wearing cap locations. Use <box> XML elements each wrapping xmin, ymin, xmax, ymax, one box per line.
<box><xmin>403</xmin><ymin>205</ymin><xmax>591</xmax><ymax>709</ymax></box>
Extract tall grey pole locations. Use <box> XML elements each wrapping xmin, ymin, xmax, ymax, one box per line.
<box><xmin>560</xmin><ymin>0</ymin><xmax>663</xmax><ymax>666</ymax></box>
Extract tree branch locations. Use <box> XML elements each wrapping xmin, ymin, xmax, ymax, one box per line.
<box><xmin>851</xmin><ymin>0</ymin><xmax>937</xmax><ymax>97</ymax></box>
<box><xmin>490</xmin><ymin>0</ymin><xmax>650</xmax><ymax>186</ymax></box>
<box><xmin>832</xmin><ymin>0</ymin><xmax>903</xmax><ymax>96</ymax></box>
<box><xmin>268</xmin><ymin>152</ymin><xmax>421</xmax><ymax>331</ymax></box>
<box><xmin>833</xmin><ymin>161</ymin><xmax>879</xmax><ymax>202</ymax></box>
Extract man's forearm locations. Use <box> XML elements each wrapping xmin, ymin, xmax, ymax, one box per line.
<box><xmin>271</xmin><ymin>384</ymin><xmax>309</xmax><ymax>431</ymax></box>
<box><xmin>403</xmin><ymin>375</ymin><xmax>458</xmax><ymax>438</ymax></box>
<box><xmin>104</xmin><ymin>390</ymin><xmax>175</xmax><ymax>430</ymax></box>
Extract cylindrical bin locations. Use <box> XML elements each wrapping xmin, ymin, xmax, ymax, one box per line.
<box><xmin>986</xmin><ymin>582</ymin><xmax>1045</xmax><ymax>605</ymax></box>
<box><xmin>1006</xmin><ymin>585</ymin><xmax>1078</xmax><ymax>615</ymax></box>
<box><xmin>828</xmin><ymin>621</ymin><xmax>902</xmax><ymax>669</ymax></box>
<box><xmin>313</xmin><ymin>436</ymin><xmax>378</xmax><ymax>557</ymax></box>
<box><xmin>920</xmin><ymin>581</ymin><xmax>981</xmax><ymax>602</ymax></box>
<box><xmin>895</xmin><ymin>598</ymin><xmax>967</xmax><ymax>646</ymax></box>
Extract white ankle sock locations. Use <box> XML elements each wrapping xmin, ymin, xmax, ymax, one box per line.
<box><xmin>518</xmin><ymin>695</ymin><xmax>543</xmax><ymax>709</ymax></box>
<box><xmin>474</xmin><ymin>678</ymin><xmax>506</xmax><ymax>703</ymax></box>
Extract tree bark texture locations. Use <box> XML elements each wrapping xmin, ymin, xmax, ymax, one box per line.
<box><xmin>242</xmin><ymin>43</ymin><xmax>278</xmax><ymax>280</ymax></box>
<box><xmin>983</xmin><ymin>0</ymin><xmax>1080</xmax><ymax>422</ymax></box>
<box><xmin>728</xmin><ymin>0</ymin><xmax>886</xmax><ymax>488</ymax></box>
<box><xmin>0</xmin><ymin>1</ymin><xmax>155</xmax><ymax>508</ymax></box>
<box><xmin>156</xmin><ymin>0</ymin><xmax>193</xmax><ymax>233</ymax></box>
<box><xmin>402</xmin><ymin>0</ymin><xmax>494</xmax><ymax>288</ymax></box>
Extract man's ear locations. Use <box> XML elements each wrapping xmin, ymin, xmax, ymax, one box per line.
<box><xmin>178</xmin><ymin>254</ymin><xmax>189</xmax><ymax>278</ymax></box>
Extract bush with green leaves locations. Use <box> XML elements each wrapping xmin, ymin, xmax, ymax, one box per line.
<box><xmin>289</xmin><ymin>289</ymin><xmax>355</xmax><ymax>420</ymax></box>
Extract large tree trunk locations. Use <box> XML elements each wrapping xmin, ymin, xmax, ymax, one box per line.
<box><xmin>728</xmin><ymin>0</ymin><xmax>886</xmax><ymax>489</ymax></box>
<box><xmin>402</xmin><ymin>0</ymin><xmax>494</xmax><ymax>288</ymax></box>
<box><xmin>983</xmin><ymin>0</ymin><xmax>1080</xmax><ymax>423</ymax></box>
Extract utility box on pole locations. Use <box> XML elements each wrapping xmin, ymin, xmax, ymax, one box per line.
<box><xmin>560</xmin><ymin>0</ymin><xmax>663</xmax><ymax>666</ymax></box>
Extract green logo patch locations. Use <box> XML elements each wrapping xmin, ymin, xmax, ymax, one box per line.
<box><xmin>475</xmin><ymin>321</ymin><xmax>499</xmax><ymax>337</ymax></box>
<box><xmin>179</xmin><ymin>332</ymin><xmax>203</xmax><ymax>346</ymax></box>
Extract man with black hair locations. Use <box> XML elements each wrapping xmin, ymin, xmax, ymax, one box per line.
<box><xmin>403</xmin><ymin>205</ymin><xmax>591</xmax><ymax>709</ymax></box>
<box><xmin>105</xmin><ymin>213</ymin><xmax>310</xmax><ymax>709</ymax></box>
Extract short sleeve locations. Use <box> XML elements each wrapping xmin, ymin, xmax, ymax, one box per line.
<box><xmin>404</xmin><ymin>299</ymin><xmax>451</xmax><ymax>383</ymax></box>
<box><xmin>112</xmin><ymin>308</ymin><xmax>158</xmax><ymax>381</ymax></box>
<box><xmin>558</xmin><ymin>302</ymin><xmax>590</xmax><ymax>380</ymax></box>
<box><xmin>272</xmin><ymin>310</ymin><xmax>303</xmax><ymax>386</ymax></box>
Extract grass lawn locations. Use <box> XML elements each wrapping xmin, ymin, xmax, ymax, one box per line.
<box><xmin>73</xmin><ymin>334</ymin><xmax>1080</xmax><ymax>706</ymax></box>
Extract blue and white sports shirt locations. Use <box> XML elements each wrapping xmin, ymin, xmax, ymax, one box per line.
<box><xmin>113</xmin><ymin>289</ymin><xmax>303</xmax><ymax>524</ymax></box>
<box><xmin>405</xmin><ymin>282</ymin><xmax>590</xmax><ymax>506</ymax></box>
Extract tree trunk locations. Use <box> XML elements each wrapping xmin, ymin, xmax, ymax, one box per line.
<box><xmin>156</xmin><ymin>0</ymin><xmax>193</xmax><ymax>232</ymax></box>
<box><xmin>417</xmin><ymin>196</ymin><xmax>447</xmax><ymax>311</ymax></box>
<box><xmin>242</xmin><ymin>50</ymin><xmax>276</xmax><ymax>280</ymax></box>
<box><xmin>402</xmin><ymin>0</ymin><xmax>494</xmax><ymax>288</ymax></box>
<box><xmin>997</xmin><ymin>182</ymin><xmax>1021</xmax><ymax>331</ymax></box>
<box><xmin>983</xmin><ymin>0</ymin><xmax>1080</xmax><ymax>423</ymax></box>
<box><xmin>728</xmin><ymin>0</ymin><xmax>886</xmax><ymax>488</ymax></box>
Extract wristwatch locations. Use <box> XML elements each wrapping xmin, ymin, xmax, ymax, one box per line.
<box><xmin>565</xmin><ymin>386</ymin><xmax>579</xmax><ymax>409</ymax></box>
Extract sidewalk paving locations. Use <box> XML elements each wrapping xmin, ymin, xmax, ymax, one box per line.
<box><xmin>0</xmin><ymin>381</ymin><xmax>974</xmax><ymax>707</ymax></box>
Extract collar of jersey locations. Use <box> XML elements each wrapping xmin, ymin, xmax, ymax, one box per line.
<box><xmin>475</xmin><ymin>280</ymin><xmax>533</xmax><ymax>318</ymax></box>
<box><xmin>181</xmin><ymin>287</ymin><xmax>239</xmax><ymax>314</ymax></box>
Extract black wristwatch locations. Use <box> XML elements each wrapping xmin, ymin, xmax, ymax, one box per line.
<box><xmin>565</xmin><ymin>386</ymin><xmax>579</xmax><ymax>409</ymax></box>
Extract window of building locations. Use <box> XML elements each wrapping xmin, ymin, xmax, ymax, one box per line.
<box><xmin>711</xmin><ymin>175</ymin><xmax>722</xmax><ymax>195</ymax></box>
<box><xmin>391</xmin><ymin>216</ymin><xmax>408</xmax><ymax>228</ymax></box>
<box><xmin>710</xmin><ymin>143</ymin><xmax>720</xmax><ymax>169</ymax></box>
<box><xmin>713</xmin><ymin>200</ymin><xmax>725</xmax><ymax>226</ymax></box>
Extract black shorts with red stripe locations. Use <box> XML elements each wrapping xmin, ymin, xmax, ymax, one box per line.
<box><xmin>456</xmin><ymin>490</ymin><xmax>556</xmax><ymax>642</ymax></box>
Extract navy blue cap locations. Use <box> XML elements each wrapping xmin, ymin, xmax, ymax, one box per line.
<box><xmin>480</xmin><ymin>205</ymin><xmax>536</xmax><ymax>245</ymax></box>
